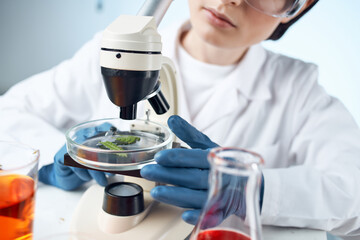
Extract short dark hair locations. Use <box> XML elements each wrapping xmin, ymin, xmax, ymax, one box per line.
<box><xmin>267</xmin><ymin>0</ymin><xmax>319</xmax><ymax>40</ymax></box>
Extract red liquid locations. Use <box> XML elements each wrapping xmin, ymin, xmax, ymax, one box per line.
<box><xmin>0</xmin><ymin>174</ymin><xmax>35</xmax><ymax>240</ymax></box>
<box><xmin>197</xmin><ymin>229</ymin><xmax>251</xmax><ymax>240</ymax></box>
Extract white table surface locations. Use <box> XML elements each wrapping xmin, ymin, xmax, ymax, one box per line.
<box><xmin>33</xmin><ymin>182</ymin><xmax>327</xmax><ymax>240</ymax></box>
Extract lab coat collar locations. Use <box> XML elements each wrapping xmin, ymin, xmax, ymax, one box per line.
<box><xmin>160</xmin><ymin>20</ymin><xmax>272</xmax><ymax>127</ymax></box>
<box><xmin>171</xmin><ymin>21</ymin><xmax>272</xmax><ymax>101</ymax></box>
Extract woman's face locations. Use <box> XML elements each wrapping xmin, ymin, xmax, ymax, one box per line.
<box><xmin>187</xmin><ymin>0</ymin><xmax>285</xmax><ymax>49</ymax></box>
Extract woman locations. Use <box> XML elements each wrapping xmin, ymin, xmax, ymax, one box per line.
<box><xmin>142</xmin><ymin>0</ymin><xmax>360</xmax><ymax>238</ymax></box>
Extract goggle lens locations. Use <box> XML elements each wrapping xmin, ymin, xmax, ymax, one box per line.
<box><xmin>244</xmin><ymin>0</ymin><xmax>307</xmax><ymax>17</ymax></box>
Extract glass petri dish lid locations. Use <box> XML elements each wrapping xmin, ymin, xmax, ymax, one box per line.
<box><xmin>65</xmin><ymin>118</ymin><xmax>174</xmax><ymax>171</ymax></box>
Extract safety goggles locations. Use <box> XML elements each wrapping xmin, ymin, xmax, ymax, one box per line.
<box><xmin>244</xmin><ymin>0</ymin><xmax>307</xmax><ymax>18</ymax></box>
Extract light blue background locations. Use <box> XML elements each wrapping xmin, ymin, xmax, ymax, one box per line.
<box><xmin>0</xmin><ymin>0</ymin><xmax>359</xmax><ymax>126</ymax></box>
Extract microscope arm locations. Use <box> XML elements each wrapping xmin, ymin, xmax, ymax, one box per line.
<box><xmin>141</xmin><ymin>56</ymin><xmax>179</xmax><ymax>127</ymax></box>
<box><xmin>137</xmin><ymin>0</ymin><xmax>173</xmax><ymax>26</ymax></box>
<box><xmin>158</xmin><ymin>56</ymin><xmax>179</xmax><ymax>120</ymax></box>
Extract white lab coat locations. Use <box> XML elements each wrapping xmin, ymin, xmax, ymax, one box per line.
<box><xmin>1</xmin><ymin>20</ymin><xmax>360</xmax><ymax>238</ymax></box>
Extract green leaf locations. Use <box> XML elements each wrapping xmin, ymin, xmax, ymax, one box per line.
<box><xmin>99</xmin><ymin>141</ymin><xmax>127</xmax><ymax>157</ymax></box>
<box><xmin>115</xmin><ymin>136</ymin><xmax>140</xmax><ymax>145</ymax></box>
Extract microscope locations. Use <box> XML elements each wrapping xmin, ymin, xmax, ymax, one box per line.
<box><xmin>64</xmin><ymin>1</ymin><xmax>193</xmax><ymax>239</ymax></box>
<box><xmin>100</xmin><ymin>0</ymin><xmax>178</xmax><ymax>122</ymax></box>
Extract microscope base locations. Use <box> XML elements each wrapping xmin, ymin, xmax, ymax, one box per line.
<box><xmin>69</xmin><ymin>183</ymin><xmax>193</xmax><ymax>239</ymax></box>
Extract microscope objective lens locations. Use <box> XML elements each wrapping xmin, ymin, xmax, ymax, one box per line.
<box><xmin>108</xmin><ymin>184</ymin><xmax>141</xmax><ymax>197</ymax></box>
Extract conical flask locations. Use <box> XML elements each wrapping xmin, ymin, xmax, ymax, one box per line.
<box><xmin>190</xmin><ymin>147</ymin><xmax>264</xmax><ymax>240</ymax></box>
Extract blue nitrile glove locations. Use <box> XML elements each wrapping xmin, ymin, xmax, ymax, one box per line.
<box><xmin>141</xmin><ymin>115</ymin><xmax>265</xmax><ymax>225</ymax></box>
<box><xmin>39</xmin><ymin>123</ymin><xmax>111</xmax><ymax>191</ymax></box>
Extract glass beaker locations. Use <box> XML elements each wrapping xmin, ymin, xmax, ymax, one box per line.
<box><xmin>0</xmin><ymin>141</ymin><xmax>40</xmax><ymax>240</ymax></box>
<box><xmin>190</xmin><ymin>147</ymin><xmax>264</xmax><ymax>240</ymax></box>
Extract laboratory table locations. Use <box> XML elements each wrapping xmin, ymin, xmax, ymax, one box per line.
<box><xmin>33</xmin><ymin>182</ymin><xmax>327</xmax><ymax>240</ymax></box>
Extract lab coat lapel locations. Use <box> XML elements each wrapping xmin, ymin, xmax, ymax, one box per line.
<box><xmin>193</xmin><ymin>44</ymin><xmax>271</xmax><ymax>132</ymax></box>
<box><xmin>233</xmin><ymin>44</ymin><xmax>271</xmax><ymax>101</ymax></box>
<box><xmin>160</xmin><ymin>21</ymin><xmax>270</xmax><ymax>130</ymax></box>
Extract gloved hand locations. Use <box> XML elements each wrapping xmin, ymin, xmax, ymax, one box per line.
<box><xmin>39</xmin><ymin>123</ymin><xmax>111</xmax><ymax>191</ymax></box>
<box><xmin>141</xmin><ymin>115</ymin><xmax>264</xmax><ymax>225</ymax></box>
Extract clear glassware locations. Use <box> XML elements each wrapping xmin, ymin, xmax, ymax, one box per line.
<box><xmin>65</xmin><ymin>118</ymin><xmax>173</xmax><ymax>171</ymax></box>
<box><xmin>190</xmin><ymin>147</ymin><xmax>264</xmax><ymax>240</ymax></box>
<box><xmin>0</xmin><ymin>141</ymin><xmax>40</xmax><ymax>240</ymax></box>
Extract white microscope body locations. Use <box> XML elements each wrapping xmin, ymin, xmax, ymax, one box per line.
<box><xmin>69</xmin><ymin>1</ymin><xmax>193</xmax><ymax>239</ymax></box>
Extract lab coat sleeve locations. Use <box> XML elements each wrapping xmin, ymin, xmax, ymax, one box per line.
<box><xmin>261</xmin><ymin>66</ymin><xmax>360</xmax><ymax>238</ymax></box>
<box><xmin>0</xmin><ymin>32</ymin><xmax>104</xmax><ymax>168</ymax></box>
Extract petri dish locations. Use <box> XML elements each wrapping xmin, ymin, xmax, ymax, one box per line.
<box><xmin>65</xmin><ymin>118</ymin><xmax>173</xmax><ymax>171</ymax></box>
